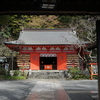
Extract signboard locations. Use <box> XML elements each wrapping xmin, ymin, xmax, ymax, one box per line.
<box><xmin>90</xmin><ymin>63</ymin><xmax>98</xmax><ymax>80</ymax></box>
<box><xmin>91</xmin><ymin>65</ymin><xmax>98</xmax><ymax>74</ymax></box>
<box><xmin>44</xmin><ymin>65</ymin><xmax>52</xmax><ymax>70</ymax></box>
<box><xmin>40</xmin><ymin>54</ymin><xmax>57</xmax><ymax>57</ymax></box>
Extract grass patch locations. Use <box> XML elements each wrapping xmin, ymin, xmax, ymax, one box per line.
<box><xmin>4</xmin><ymin>76</ymin><xmax>26</xmax><ymax>80</ymax></box>
<box><xmin>0</xmin><ymin>69</ymin><xmax>27</xmax><ymax>80</ymax></box>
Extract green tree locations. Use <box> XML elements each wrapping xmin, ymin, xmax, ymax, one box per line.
<box><xmin>25</xmin><ymin>15</ymin><xmax>60</xmax><ymax>29</ymax></box>
<box><xmin>0</xmin><ymin>15</ymin><xmax>31</xmax><ymax>40</ymax></box>
<box><xmin>0</xmin><ymin>15</ymin><xmax>12</xmax><ymax>26</ymax></box>
<box><xmin>58</xmin><ymin>15</ymin><xmax>100</xmax><ymax>42</ymax></box>
<box><xmin>0</xmin><ymin>15</ymin><xmax>31</xmax><ymax>56</ymax></box>
<box><xmin>9</xmin><ymin>15</ymin><xmax>31</xmax><ymax>39</ymax></box>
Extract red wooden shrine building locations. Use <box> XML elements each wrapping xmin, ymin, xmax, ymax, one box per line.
<box><xmin>4</xmin><ymin>28</ymin><xmax>89</xmax><ymax>70</ymax></box>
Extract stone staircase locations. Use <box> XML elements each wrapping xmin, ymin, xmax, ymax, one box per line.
<box><xmin>27</xmin><ymin>70</ymin><xmax>68</xmax><ymax>79</ymax></box>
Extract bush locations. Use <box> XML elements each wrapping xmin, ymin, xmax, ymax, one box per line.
<box><xmin>20</xmin><ymin>72</ymin><xmax>27</xmax><ymax>78</ymax></box>
<box><xmin>68</xmin><ymin>67</ymin><xmax>89</xmax><ymax>79</ymax></box>
<box><xmin>68</xmin><ymin>67</ymin><xmax>81</xmax><ymax>77</ymax></box>
<box><xmin>93</xmin><ymin>75</ymin><xmax>98</xmax><ymax>79</ymax></box>
<box><xmin>0</xmin><ymin>75</ymin><xmax>5</xmax><ymax>80</ymax></box>
<box><xmin>13</xmin><ymin>70</ymin><xmax>27</xmax><ymax>77</ymax></box>
<box><xmin>73</xmin><ymin>74</ymin><xmax>89</xmax><ymax>79</ymax></box>
<box><xmin>0</xmin><ymin>70</ymin><xmax>27</xmax><ymax>80</ymax></box>
<box><xmin>13</xmin><ymin>70</ymin><xmax>27</xmax><ymax>79</ymax></box>
<box><xmin>13</xmin><ymin>70</ymin><xmax>22</xmax><ymax>76</ymax></box>
<box><xmin>0</xmin><ymin>68</ymin><xmax>6</xmax><ymax>75</ymax></box>
<box><xmin>0</xmin><ymin>68</ymin><xmax>11</xmax><ymax>76</ymax></box>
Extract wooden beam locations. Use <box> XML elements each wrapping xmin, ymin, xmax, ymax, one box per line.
<box><xmin>96</xmin><ymin>20</ymin><xmax>100</xmax><ymax>100</ymax></box>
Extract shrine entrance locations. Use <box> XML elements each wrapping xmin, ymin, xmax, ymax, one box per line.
<box><xmin>40</xmin><ymin>54</ymin><xmax>57</xmax><ymax>70</ymax></box>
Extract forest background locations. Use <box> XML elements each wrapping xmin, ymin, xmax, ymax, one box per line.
<box><xmin>0</xmin><ymin>15</ymin><xmax>100</xmax><ymax>57</ymax></box>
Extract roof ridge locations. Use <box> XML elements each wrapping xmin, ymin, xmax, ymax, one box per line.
<box><xmin>22</xmin><ymin>28</ymin><xmax>74</xmax><ymax>31</ymax></box>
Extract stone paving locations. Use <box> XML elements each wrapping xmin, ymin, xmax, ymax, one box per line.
<box><xmin>0</xmin><ymin>79</ymin><xmax>98</xmax><ymax>100</ymax></box>
<box><xmin>25</xmin><ymin>79</ymin><xmax>71</xmax><ymax>100</ymax></box>
<box><xmin>60</xmin><ymin>80</ymin><xmax>98</xmax><ymax>100</ymax></box>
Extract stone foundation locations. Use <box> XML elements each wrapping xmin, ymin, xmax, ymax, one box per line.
<box><xmin>27</xmin><ymin>70</ymin><xmax>68</xmax><ymax>79</ymax></box>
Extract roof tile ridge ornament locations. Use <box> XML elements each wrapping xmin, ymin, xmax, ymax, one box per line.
<box><xmin>72</xmin><ymin>28</ymin><xmax>76</xmax><ymax>35</ymax></box>
<box><xmin>21</xmin><ymin>27</ymin><xmax>24</xmax><ymax>33</ymax></box>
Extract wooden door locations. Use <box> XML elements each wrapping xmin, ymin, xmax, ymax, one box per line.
<box><xmin>57</xmin><ymin>53</ymin><xmax>66</xmax><ymax>70</ymax></box>
<box><xmin>30</xmin><ymin>53</ymin><xmax>39</xmax><ymax>70</ymax></box>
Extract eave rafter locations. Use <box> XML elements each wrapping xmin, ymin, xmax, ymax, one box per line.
<box><xmin>5</xmin><ymin>44</ymin><xmax>79</xmax><ymax>52</ymax></box>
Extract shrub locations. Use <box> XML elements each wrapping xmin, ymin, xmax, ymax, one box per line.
<box><xmin>13</xmin><ymin>70</ymin><xmax>22</xmax><ymax>76</ymax></box>
<box><xmin>68</xmin><ymin>67</ymin><xmax>81</xmax><ymax>77</ymax></box>
<box><xmin>68</xmin><ymin>67</ymin><xmax>89</xmax><ymax>79</ymax></box>
<box><xmin>0</xmin><ymin>75</ymin><xmax>5</xmax><ymax>80</ymax></box>
<box><xmin>93</xmin><ymin>75</ymin><xmax>98</xmax><ymax>79</ymax></box>
<box><xmin>0</xmin><ymin>68</ymin><xmax>6</xmax><ymax>75</ymax></box>
<box><xmin>20</xmin><ymin>72</ymin><xmax>27</xmax><ymax>78</ymax></box>
<box><xmin>0</xmin><ymin>70</ymin><xmax>27</xmax><ymax>80</ymax></box>
<box><xmin>13</xmin><ymin>70</ymin><xmax>27</xmax><ymax>78</ymax></box>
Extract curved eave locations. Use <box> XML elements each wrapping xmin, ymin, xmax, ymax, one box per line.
<box><xmin>4</xmin><ymin>42</ymin><xmax>90</xmax><ymax>46</ymax></box>
<box><xmin>4</xmin><ymin>43</ymin><xmax>82</xmax><ymax>46</ymax></box>
<box><xmin>4</xmin><ymin>43</ymin><xmax>78</xmax><ymax>50</ymax></box>
<box><xmin>4</xmin><ymin>41</ymin><xmax>90</xmax><ymax>52</ymax></box>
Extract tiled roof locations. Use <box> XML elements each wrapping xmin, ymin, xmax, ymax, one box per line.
<box><xmin>4</xmin><ymin>28</ymin><xmax>89</xmax><ymax>45</ymax></box>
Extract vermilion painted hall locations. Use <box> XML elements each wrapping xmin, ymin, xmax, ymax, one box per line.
<box><xmin>4</xmin><ymin>28</ymin><xmax>89</xmax><ymax>70</ymax></box>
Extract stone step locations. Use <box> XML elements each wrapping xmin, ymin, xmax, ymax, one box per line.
<box><xmin>28</xmin><ymin>70</ymin><xmax>68</xmax><ymax>79</ymax></box>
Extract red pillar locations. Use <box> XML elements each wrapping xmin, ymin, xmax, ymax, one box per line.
<box><xmin>30</xmin><ymin>53</ymin><xmax>39</xmax><ymax>70</ymax></box>
<box><xmin>57</xmin><ymin>53</ymin><xmax>66</xmax><ymax>70</ymax></box>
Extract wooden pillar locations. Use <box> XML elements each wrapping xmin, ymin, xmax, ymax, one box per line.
<box><xmin>57</xmin><ymin>53</ymin><xmax>66</xmax><ymax>70</ymax></box>
<box><xmin>96</xmin><ymin>20</ymin><xmax>100</xmax><ymax>100</ymax></box>
<box><xmin>30</xmin><ymin>53</ymin><xmax>39</xmax><ymax>70</ymax></box>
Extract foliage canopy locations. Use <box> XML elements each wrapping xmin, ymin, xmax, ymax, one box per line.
<box><xmin>0</xmin><ymin>15</ymin><xmax>100</xmax><ymax>57</ymax></box>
